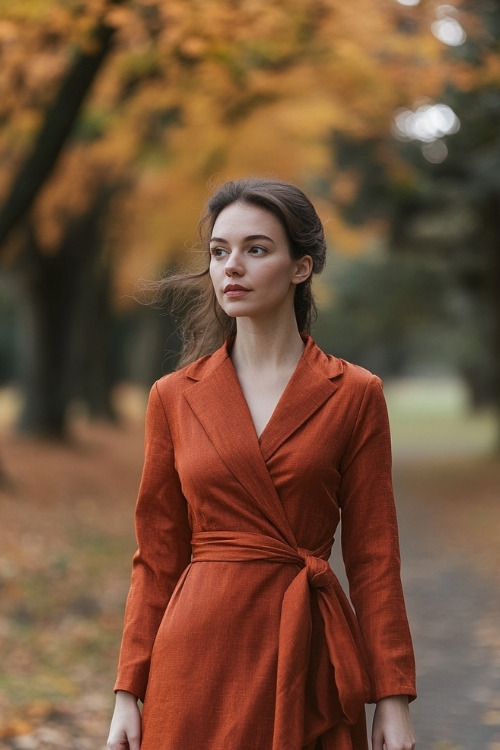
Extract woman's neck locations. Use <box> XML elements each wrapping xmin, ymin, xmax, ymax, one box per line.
<box><xmin>230</xmin><ymin>320</ymin><xmax>306</xmax><ymax>375</ymax></box>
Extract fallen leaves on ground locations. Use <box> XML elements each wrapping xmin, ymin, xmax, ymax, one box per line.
<box><xmin>0</xmin><ymin>415</ymin><xmax>144</xmax><ymax>749</ymax></box>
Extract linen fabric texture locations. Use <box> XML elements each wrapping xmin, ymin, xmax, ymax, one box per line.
<box><xmin>114</xmin><ymin>336</ymin><xmax>416</xmax><ymax>750</ymax></box>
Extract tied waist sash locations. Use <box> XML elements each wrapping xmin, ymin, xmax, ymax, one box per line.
<box><xmin>190</xmin><ymin>531</ymin><xmax>372</xmax><ymax>748</ymax></box>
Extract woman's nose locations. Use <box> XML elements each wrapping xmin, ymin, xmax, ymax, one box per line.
<box><xmin>224</xmin><ymin>252</ymin><xmax>243</xmax><ymax>276</ymax></box>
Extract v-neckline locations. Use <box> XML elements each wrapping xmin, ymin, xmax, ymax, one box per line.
<box><xmin>228</xmin><ymin>344</ymin><xmax>307</xmax><ymax>444</ymax></box>
<box><xmin>182</xmin><ymin>335</ymin><xmax>341</xmax><ymax>544</ymax></box>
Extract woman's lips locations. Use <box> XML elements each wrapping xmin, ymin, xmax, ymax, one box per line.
<box><xmin>224</xmin><ymin>285</ymin><xmax>250</xmax><ymax>297</ymax></box>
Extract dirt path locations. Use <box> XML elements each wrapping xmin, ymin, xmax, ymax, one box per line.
<box><xmin>329</xmin><ymin>451</ymin><xmax>500</xmax><ymax>750</ymax></box>
<box><xmin>394</xmin><ymin>457</ymin><xmax>500</xmax><ymax>750</ymax></box>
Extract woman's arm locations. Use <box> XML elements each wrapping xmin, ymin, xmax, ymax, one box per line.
<box><xmin>114</xmin><ymin>382</ymin><xmax>192</xmax><ymax>701</ymax></box>
<box><xmin>372</xmin><ymin>695</ymin><xmax>415</xmax><ymax>750</ymax></box>
<box><xmin>339</xmin><ymin>373</ymin><xmax>416</xmax><ymax>702</ymax></box>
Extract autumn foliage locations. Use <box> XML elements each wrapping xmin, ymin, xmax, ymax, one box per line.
<box><xmin>0</xmin><ymin>0</ymin><xmax>498</xmax><ymax>437</ymax></box>
<box><xmin>0</xmin><ymin>0</ymin><xmax>489</xmax><ymax>277</ymax></box>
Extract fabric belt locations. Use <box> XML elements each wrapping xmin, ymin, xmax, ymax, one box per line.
<box><xmin>191</xmin><ymin>531</ymin><xmax>371</xmax><ymax>748</ymax></box>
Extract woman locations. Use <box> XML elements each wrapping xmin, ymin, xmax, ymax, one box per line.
<box><xmin>107</xmin><ymin>178</ymin><xmax>416</xmax><ymax>750</ymax></box>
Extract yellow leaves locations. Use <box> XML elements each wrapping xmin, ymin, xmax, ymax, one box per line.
<box><xmin>106</xmin><ymin>5</ymin><xmax>138</xmax><ymax>32</ymax></box>
<box><xmin>93</xmin><ymin>1</ymin><xmax>489</xmax><ymax>273</ymax></box>
<box><xmin>178</xmin><ymin>35</ymin><xmax>208</xmax><ymax>62</ymax></box>
<box><xmin>112</xmin><ymin>169</ymin><xmax>206</xmax><ymax>303</ymax></box>
<box><xmin>324</xmin><ymin>212</ymin><xmax>385</xmax><ymax>256</ymax></box>
<box><xmin>106</xmin><ymin>4</ymin><xmax>153</xmax><ymax>49</ymax></box>
<box><xmin>30</xmin><ymin>143</ymin><xmax>127</xmax><ymax>255</ymax></box>
<box><xmin>23</xmin><ymin>50</ymin><xmax>68</xmax><ymax>96</ymax></box>
<box><xmin>0</xmin><ymin>0</ymin><xmax>494</xmax><ymax>289</ymax></box>
<box><xmin>236</xmin><ymin>95</ymin><xmax>335</xmax><ymax>174</ymax></box>
<box><xmin>0</xmin><ymin>0</ymin><xmax>50</xmax><ymax>23</ymax></box>
<box><xmin>118</xmin><ymin>47</ymin><xmax>162</xmax><ymax>89</ymax></box>
<box><xmin>0</xmin><ymin>19</ymin><xmax>18</xmax><ymax>43</ymax></box>
<box><xmin>332</xmin><ymin>171</ymin><xmax>361</xmax><ymax>208</ymax></box>
<box><xmin>476</xmin><ymin>51</ymin><xmax>500</xmax><ymax>87</ymax></box>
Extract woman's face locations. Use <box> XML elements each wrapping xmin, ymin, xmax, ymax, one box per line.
<box><xmin>209</xmin><ymin>202</ymin><xmax>312</xmax><ymax>324</ymax></box>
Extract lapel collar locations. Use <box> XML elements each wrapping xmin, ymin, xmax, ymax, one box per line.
<box><xmin>259</xmin><ymin>336</ymin><xmax>343</xmax><ymax>462</ymax></box>
<box><xmin>183</xmin><ymin>342</ymin><xmax>297</xmax><ymax>545</ymax></box>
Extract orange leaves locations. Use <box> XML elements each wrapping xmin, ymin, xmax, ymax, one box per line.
<box><xmin>0</xmin><ymin>419</ymin><xmax>146</xmax><ymax>746</ymax></box>
<box><xmin>476</xmin><ymin>51</ymin><xmax>500</xmax><ymax>88</ymax></box>
<box><xmin>0</xmin><ymin>0</ymin><xmax>494</xmax><ymax>286</ymax></box>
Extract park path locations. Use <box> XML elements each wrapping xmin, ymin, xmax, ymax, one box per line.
<box><xmin>389</xmin><ymin>460</ymin><xmax>500</xmax><ymax>750</ymax></box>
<box><xmin>330</xmin><ymin>450</ymin><xmax>500</xmax><ymax>750</ymax></box>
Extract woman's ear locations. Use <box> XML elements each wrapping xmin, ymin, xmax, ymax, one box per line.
<box><xmin>292</xmin><ymin>255</ymin><xmax>313</xmax><ymax>285</ymax></box>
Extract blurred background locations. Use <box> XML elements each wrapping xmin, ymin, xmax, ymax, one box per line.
<box><xmin>0</xmin><ymin>1</ymin><xmax>499</xmax><ymax>748</ymax></box>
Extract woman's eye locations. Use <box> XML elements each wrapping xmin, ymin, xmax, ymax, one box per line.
<box><xmin>249</xmin><ymin>245</ymin><xmax>266</xmax><ymax>255</ymax></box>
<box><xmin>210</xmin><ymin>247</ymin><xmax>228</xmax><ymax>257</ymax></box>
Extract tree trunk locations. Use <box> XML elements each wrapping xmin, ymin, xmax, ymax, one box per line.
<box><xmin>18</xmin><ymin>232</ymin><xmax>83</xmax><ymax>438</ymax></box>
<box><xmin>70</xmin><ymin>253</ymin><xmax>118</xmax><ymax>421</ymax></box>
<box><xmin>483</xmin><ymin>194</ymin><xmax>500</xmax><ymax>451</ymax></box>
<box><xmin>0</xmin><ymin>6</ymin><xmax>120</xmax><ymax>250</ymax></box>
<box><xmin>17</xmin><ymin>184</ymin><xmax>120</xmax><ymax>438</ymax></box>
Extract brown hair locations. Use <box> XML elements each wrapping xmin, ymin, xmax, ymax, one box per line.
<box><xmin>149</xmin><ymin>177</ymin><xmax>327</xmax><ymax>368</ymax></box>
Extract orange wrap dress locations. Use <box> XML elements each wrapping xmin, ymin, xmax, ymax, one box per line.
<box><xmin>114</xmin><ymin>336</ymin><xmax>416</xmax><ymax>749</ymax></box>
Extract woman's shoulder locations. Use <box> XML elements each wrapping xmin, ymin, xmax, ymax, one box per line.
<box><xmin>153</xmin><ymin>343</ymin><xmax>228</xmax><ymax>397</ymax></box>
<box><xmin>336</xmin><ymin>357</ymin><xmax>381</xmax><ymax>387</ymax></box>
<box><xmin>307</xmin><ymin>338</ymin><xmax>381</xmax><ymax>389</ymax></box>
<box><xmin>312</xmin><ymin>348</ymin><xmax>389</xmax><ymax>423</ymax></box>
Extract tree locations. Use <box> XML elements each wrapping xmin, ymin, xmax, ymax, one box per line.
<box><xmin>0</xmin><ymin>0</ymin><xmax>486</xmax><ymax>436</ymax></box>
<box><xmin>312</xmin><ymin>252</ymin><xmax>450</xmax><ymax>379</ymax></box>
<box><xmin>326</xmin><ymin>0</ymin><xmax>500</xmax><ymax>444</ymax></box>
<box><xmin>0</xmin><ymin>2</ymin><xmax>120</xmax><ymax>247</ymax></box>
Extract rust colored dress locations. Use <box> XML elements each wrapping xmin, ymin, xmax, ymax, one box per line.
<box><xmin>114</xmin><ymin>336</ymin><xmax>416</xmax><ymax>750</ymax></box>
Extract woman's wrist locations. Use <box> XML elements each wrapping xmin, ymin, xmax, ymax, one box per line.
<box><xmin>115</xmin><ymin>690</ymin><xmax>139</xmax><ymax>704</ymax></box>
<box><xmin>377</xmin><ymin>695</ymin><xmax>409</xmax><ymax>704</ymax></box>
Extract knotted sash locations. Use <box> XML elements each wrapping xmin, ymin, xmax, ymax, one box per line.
<box><xmin>191</xmin><ymin>531</ymin><xmax>372</xmax><ymax>750</ymax></box>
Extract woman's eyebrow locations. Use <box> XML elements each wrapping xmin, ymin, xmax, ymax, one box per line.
<box><xmin>210</xmin><ymin>234</ymin><xmax>275</xmax><ymax>243</ymax></box>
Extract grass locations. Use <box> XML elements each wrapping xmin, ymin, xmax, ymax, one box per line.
<box><xmin>385</xmin><ymin>376</ymin><xmax>498</xmax><ymax>458</ymax></box>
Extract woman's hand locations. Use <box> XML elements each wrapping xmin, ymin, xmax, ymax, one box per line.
<box><xmin>107</xmin><ymin>690</ymin><xmax>142</xmax><ymax>750</ymax></box>
<box><xmin>372</xmin><ymin>694</ymin><xmax>415</xmax><ymax>750</ymax></box>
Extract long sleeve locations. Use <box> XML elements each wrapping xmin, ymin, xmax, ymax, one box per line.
<box><xmin>114</xmin><ymin>382</ymin><xmax>192</xmax><ymax>701</ymax></box>
<box><xmin>339</xmin><ymin>375</ymin><xmax>416</xmax><ymax>703</ymax></box>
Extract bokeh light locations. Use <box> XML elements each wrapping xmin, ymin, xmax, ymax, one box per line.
<box><xmin>392</xmin><ymin>102</ymin><xmax>460</xmax><ymax>143</ymax></box>
<box><xmin>421</xmin><ymin>138</ymin><xmax>449</xmax><ymax>163</ymax></box>
<box><xmin>432</xmin><ymin>16</ymin><xmax>467</xmax><ymax>46</ymax></box>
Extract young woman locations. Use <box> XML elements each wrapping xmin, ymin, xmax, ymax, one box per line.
<box><xmin>107</xmin><ymin>178</ymin><xmax>416</xmax><ymax>750</ymax></box>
